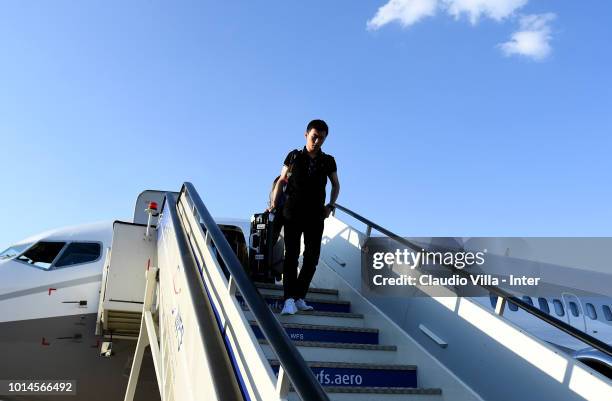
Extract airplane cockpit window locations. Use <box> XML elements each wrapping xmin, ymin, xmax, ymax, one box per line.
<box><xmin>54</xmin><ymin>243</ymin><xmax>101</xmax><ymax>268</ymax></box>
<box><xmin>569</xmin><ymin>301</ymin><xmax>580</xmax><ymax>317</ymax></box>
<box><xmin>585</xmin><ymin>303</ymin><xmax>597</xmax><ymax>320</ymax></box>
<box><xmin>0</xmin><ymin>243</ymin><xmax>32</xmax><ymax>260</ymax></box>
<box><xmin>508</xmin><ymin>300</ymin><xmax>518</xmax><ymax>311</ymax></box>
<box><xmin>522</xmin><ymin>296</ymin><xmax>534</xmax><ymax>306</ymax></box>
<box><xmin>602</xmin><ymin>305</ymin><xmax>612</xmax><ymax>321</ymax></box>
<box><xmin>553</xmin><ymin>299</ymin><xmax>565</xmax><ymax>317</ymax></box>
<box><xmin>537</xmin><ymin>298</ymin><xmax>550</xmax><ymax>314</ymax></box>
<box><xmin>16</xmin><ymin>241</ymin><xmax>66</xmax><ymax>270</ymax></box>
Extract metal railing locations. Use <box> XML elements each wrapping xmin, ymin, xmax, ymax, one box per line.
<box><xmin>333</xmin><ymin>203</ymin><xmax>612</xmax><ymax>358</ymax></box>
<box><xmin>180</xmin><ymin>183</ymin><xmax>329</xmax><ymax>401</ymax></box>
<box><xmin>164</xmin><ymin>192</ymin><xmax>245</xmax><ymax>401</ymax></box>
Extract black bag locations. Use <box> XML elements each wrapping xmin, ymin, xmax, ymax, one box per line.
<box><xmin>267</xmin><ymin>149</ymin><xmax>300</xmax><ymax>242</ymax></box>
<box><xmin>268</xmin><ymin>149</ymin><xmax>300</xmax><ymax>211</ymax></box>
<box><xmin>248</xmin><ymin>149</ymin><xmax>300</xmax><ymax>282</ymax></box>
<box><xmin>248</xmin><ymin>211</ymin><xmax>283</xmax><ymax>282</ymax></box>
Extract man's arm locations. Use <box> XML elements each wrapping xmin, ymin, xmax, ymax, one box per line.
<box><xmin>325</xmin><ymin>171</ymin><xmax>340</xmax><ymax>217</ymax></box>
<box><xmin>269</xmin><ymin>165</ymin><xmax>289</xmax><ymax>211</ymax></box>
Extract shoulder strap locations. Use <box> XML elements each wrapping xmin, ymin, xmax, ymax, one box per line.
<box><xmin>287</xmin><ymin>149</ymin><xmax>300</xmax><ymax>175</ymax></box>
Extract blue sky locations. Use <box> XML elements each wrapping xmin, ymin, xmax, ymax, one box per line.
<box><xmin>1</xmin><ymin>1</ymin><xmax>611</xmax><ymax>249</ymax></box>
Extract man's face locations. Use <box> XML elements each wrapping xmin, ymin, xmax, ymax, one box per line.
<box><xmin>305</xmin><ymin>128</ymin><xmax>327</xmax><ymax>153</ymax></box>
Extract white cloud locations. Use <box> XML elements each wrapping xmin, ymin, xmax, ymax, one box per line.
<box><xmin>367</xmin><ymin>0</ymin><xmax>438</xmax><ymax>30</ymax></box>
<box><xmin>443</xmin><ymin>0</ymin><xmax>528</xmax><ymax>24</ymax></box>
<box><xmin>499</xmin><ymin>13</ymin><xmax>556</xmax><ymax>60</ymax></box>
<box><xmin>367</xmin><ymin>0</ymin><xmax>528</xmax><ymax>30</ymax></box>
<box><xmin>367</xmin><ymin>1</ymin><xmax>557</xmax><ymax>60</ymax></box>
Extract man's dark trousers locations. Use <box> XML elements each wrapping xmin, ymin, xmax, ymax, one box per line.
<box><xmin>282</xmin><ymin>216</ymin><xmax>325</xmax><ymax>301</ymax></box>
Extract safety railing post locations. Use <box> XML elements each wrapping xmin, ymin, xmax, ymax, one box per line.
<box><xmin>276</xmin><ymin>367</ymin><xmax>290</xmax><ymax>400</ymax></box>
<box><xmin>495</xmin><ymin>296</ymin><xmax>506</xmax><ymax>316</ymax></box>
<box><xmin>227</xmin><ymin>275</ymin><xmax>237</xmax><ymax>296</ymax></box>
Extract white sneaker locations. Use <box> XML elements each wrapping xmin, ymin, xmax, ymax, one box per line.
<box><xmin>281</xmin><ymin>299</ymin><xmax>297</xmax><ymax>315</ymax></box>
<box><xmin>295</xmin><ymin>298</ymin><xmax>314</xmax><ymax>311</ymax></box>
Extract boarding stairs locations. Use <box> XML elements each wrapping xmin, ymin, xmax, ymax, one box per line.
<box><xmin>96</xmin><ymin>182</ymin><xmax>611</xmax><ymax>401</ymax></box>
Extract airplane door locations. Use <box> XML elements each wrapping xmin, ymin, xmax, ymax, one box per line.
<box><xmin>562</xmin><ymin>293</ymin><xmax>586</xmax><ymax>332</ymax></box>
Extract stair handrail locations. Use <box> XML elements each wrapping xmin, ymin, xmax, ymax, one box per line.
<box><xmin>180</xmin><ymin>182</ymin><xmax>330</xmax><ymax>401</ymax></box>
<box><xmin>164</xmin><ymin>192</ymin><xmax>244</xmax><ymax>401</ymax></box>
<box><xmin>333</xmin><ymin>203</ymin><xmax>612</xmax><ymax>358</ymax></box>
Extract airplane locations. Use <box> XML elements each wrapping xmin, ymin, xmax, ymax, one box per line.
<box><xmin>479</xmin><ymin>292</ymin><xmax>612</xmax><ymax>378</ymax></box>
<box><xmin>0</xmin><ymin>189</ymin><xmax>258</xmax><ymax>401</ymax></box>
<box><xmin>0</xmin><ymin>192</ymin><xmax>610</xmax><ymax>401</ymax></box>
<box><xmin>0</xmin><ymin>221</ymin><xmax>112</xmax><ymax>324</ymax></box>
<box><xmin>0</xmin><ymin>220</ymin><xmax>161</xmax><ymax>401</ymax></box>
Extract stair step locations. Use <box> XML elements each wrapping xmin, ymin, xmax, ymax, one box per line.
<box><xmin>242</xmin><ymin>307</ymin><xmax>365</xmax><ymax>328</ymax></box>
<box><xmin>237</xmin><ymin>294</ymin><xmax>350</xmax><ymax>313</ymax></box>
<box><xmin>104</xmin><ymin>329</ymin><xmax>139</xmax><ymax>339</ymax></box>
<box><xmin>108</xmin><ymin>322</ymin><xmax>140</xmax><ymax>330</ymax></box>
<box><xmin>270</xmin><ymin>360</ymin><xmax>417</xmax><ymax>389</ymax></box>
<box><xmin>107</xmin><ymin>310</ymin><xmax>141</xmax><ymax>318</ymax></box>
<box><xmin>287</xmin><ymin>387</ymin><xmax>442</xmax><ymax>401</ymax></box>
<box><xmin>253</xmin><ymin>282</ymin><xmax>339</xmax><ymax>300</ymax></box>
<box><xmin>259</xmin><ymin>339</ymin><xmax>397</xmax><ymax>364</ymax></box>
<box><xmin>107</xmin><ymin>317</ymin><xmax>141</xmax><ymax>324</ymax></box>
<box><xmin>250</xmin><ymin>321</ymin><xmax>378</xmax><ymax>344</ymax></box>
<box><xmin>254</xmin><ymin>282</ymin><xmax>338</xmax><ymax>295</ymax></box>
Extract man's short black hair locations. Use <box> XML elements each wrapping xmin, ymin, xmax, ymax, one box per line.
<box><xmin>306</xmin><ymin>119</ymin><xmax>329</xmax><ymax>136</ymax></box>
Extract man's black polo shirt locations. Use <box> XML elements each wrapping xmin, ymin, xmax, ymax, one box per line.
<box><xmin>282</xmin><ymin>147</ymin><xmax>337</xmax><ymax>221</ymax></box>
